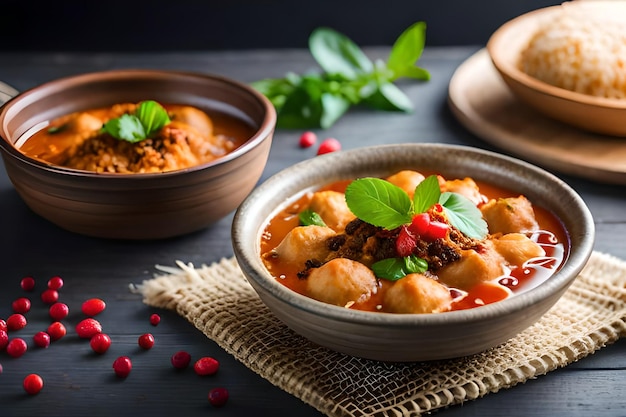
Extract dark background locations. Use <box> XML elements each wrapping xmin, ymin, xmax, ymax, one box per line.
<box><xmin>3</xmin><ymin>0</ymin><xmax>560</xmax><ymax>51</ymax></box>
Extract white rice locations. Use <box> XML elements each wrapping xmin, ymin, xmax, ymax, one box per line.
<box><xmin>519</xmin><ymin>1</ymin><xmax>626</xmax><ymax>99</ymax></box>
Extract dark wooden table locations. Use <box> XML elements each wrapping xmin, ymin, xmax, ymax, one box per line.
<box><xmin>1</xmin><ymin>46</ymin><xmax>625</xmax><ymax>417</ymax></box>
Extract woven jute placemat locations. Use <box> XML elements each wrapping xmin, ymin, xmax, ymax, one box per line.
<box><xmin>136</xmin><ymin>251</ymin><xmax>626</xmax><ymax>416</ymax></box>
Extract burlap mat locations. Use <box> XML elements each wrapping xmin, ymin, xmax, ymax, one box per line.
<box><xmin>135</xmin><ymin>250</ymin><xmax>626</xmax><ymax>416</ymax></box>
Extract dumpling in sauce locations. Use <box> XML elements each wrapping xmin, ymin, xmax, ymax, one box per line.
<box><xmin>492</xmin><ymin>233</ymin><xmax>545</xmax><ymax>265</ymax></box>
<box><xmin>306</xmin><ymin>258</ymin><xmax>379</xmax><ymax>307</ymax></box>
<box><xmin>437</xmin><ymin>240</ymin><xmax>506</xmax><ymax>290</ymax></box>
<box><xmin>441</xmin><ymin>177</ymin><xmax>486</xmax><ymax>206</ymax></box>
<box><xmin>270</xmin><ymin>225</ymin><xmax>336</xmax><ymax>269</ymax></box>
<box><xmin>385</xmin><ymin>170</ymin><xmax>425</xmax><ymax>198</ymax></box>
<box><xmin>383</xmin><ymin>273</ymin><xmax>453</xmax><ymax>314</ymax></box>
<box><xmin>308</xmin><ymin>190</ymin><xmax>356</xmax><ymax>233</ymax></box>
<box><xmin>481</xmin><ymin>196</ymin><xmax>539</xmax><ymax>234</ymax></box>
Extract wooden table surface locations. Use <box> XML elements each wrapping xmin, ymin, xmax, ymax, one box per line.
<box><xmin>0</xmin><ymin>46</ymin><xmax>625</xmax><ymax>417</ymax></box>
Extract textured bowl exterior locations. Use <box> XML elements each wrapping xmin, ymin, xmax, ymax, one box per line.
<box><xmin>0</xmin><ymin>70</ymin><xmax>276</xmax><ymax>239</ymax></box>
<box><xmin>487</xmin><ymin>4</ymin><xmax>626</xmax><ymax>137</ymax></box>
<box><xmin>232</xmin><ymin>144</ymin><xmax>595</xmax><ymax>362</ymax></box>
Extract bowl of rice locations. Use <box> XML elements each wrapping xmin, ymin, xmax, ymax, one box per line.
<box><xmin>487</xmin><ymin>1</ymin><xmax>626</xmax><ymax>137</ymax></box>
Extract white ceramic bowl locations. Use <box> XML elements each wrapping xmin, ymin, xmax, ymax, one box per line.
<box><xmin>232</xmin><ymin>143</ymin><xmax>594</xmax><ymax>361</ymax></box>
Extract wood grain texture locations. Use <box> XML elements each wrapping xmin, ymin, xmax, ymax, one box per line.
<box><xmin>0</xmin><ymin>47</ymin><xmax>625</xmax><ymax>417</ymax></box>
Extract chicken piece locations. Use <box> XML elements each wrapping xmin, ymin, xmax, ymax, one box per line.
<box><xmin>441</xmin><ymin>177</ymin><xmax>486</xmax><ymax>206</ymax></box>
<box><xmin>491</xmin><ymin>233</ymin><xmax>545</xmax><ymax>265</ymax></box>
<box><xmin>306</xmin><ymin>258</ymin><xmax>379</xmax><ymax>307</ymax></box>
<box><xmin>436</xmin><ymin>240</ymin><xmax>506</xmax><ymax>290</ymax></box>
<box><xmin>168</xmin><ymin>105</ymin><xmax>214</xmax><ymax>137</ymax></box>
<box><xmin>383</xmin><ymin>273</ymin><xmax>453</xmax><ymax>314</ymax></box>
<box><xmin>308</xmin><ymin>190</ymin><xmax>356</xmax><ymax>233</ymax></box>
<box><xmin>481</xmin><ymin>196</ymin><xmax>539</xmax><ymax>234</ymax></box>
<box><xmin>271</xmin><ymin>225</ymin><xmax>336</xmax><ymax>270</ymax></box>
<box><xmin>385</xmin><ymin>170</ymin><xmax>425</xmax><ymax>198</ymax></box>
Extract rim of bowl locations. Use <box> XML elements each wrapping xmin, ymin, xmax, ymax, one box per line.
<box><xmin>232</xmin><ymin>143</ymin><xmax>595</xmax><ymax>327</ymax></box>
<box><xmin>0</xmin><ymin>69</ymin><xmax>276</xmax><ymax>178</ymax></box>
<box><xmin>487</xmin><ymin>3</ymin><xmax>626</xmax><ymax>111</ymax></box>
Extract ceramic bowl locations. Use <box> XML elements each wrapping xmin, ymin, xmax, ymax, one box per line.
<box><xmin>487</xmin><ymin>2</ymin><xmax>626</xmax><ymax>137</ymax></box>
<box><xmin>0</xmin><ymin>69</ymin><xmax>276</xmax><ymax>239</ymax></box>
<box><xmin>232</xmin><ymin>143</ymin><xmax>595</xmax><ymax>362</ymax></box>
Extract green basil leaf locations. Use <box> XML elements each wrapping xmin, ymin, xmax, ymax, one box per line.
<box><xmin>439</xmin><ymin>192</ymin><xmax>488</xmax><ymax>239</ymax></box>
<box><xmin>345</xmin><ymin>178</ymin><xmax>413</xmax><ymax>230</ymax></box>
<box><xmin>309</xmin><ymin>27</ymin><xmax>373</xmax><ymax>79</ymax></box>
<box><xmin>101</xmin><ymin>114</ymin><xmax>146</xmax><ymax>143</ymax></box>
<box><xmin>136</xmin><ymin>100</ymin><xmax>171</xmax><ymax>136</ymax></box>
<box><xmin>371</xmin><ymin>255</ymin><xmax>428</xmax><ymax>281</ymax></box>
<box><xmin>362</xmin><ymin>82</ymin><xmax>413</xmax><ymax>112</ymax></box>
<box><xmin>299</xmin><ymin>209</ymin><xmax>327</xmax><ymax>227</ymax></box>
<box><xmin>320</xmin><ymin>93</ymin><xmax>351</xmax><ymax>129</ymax></box>
<box><xmin>387</xmin><ymin>21</ymin><xmax>430</xmax><ymax>81</ymax></box>
<box><xmin>413</xmin><ymin>175</ymin><xmax>441</xmax><ymax>213</ymax></box>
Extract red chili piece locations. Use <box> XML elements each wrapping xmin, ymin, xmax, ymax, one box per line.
<box><xmin>171</xmin><ymin>350</ymin><xmax>192</xmax><ymax>369</ymax></box>
<box><xmin>298</xmin><ymin>131</ymin><xmax>317</xmax><ymax>148</ymax></box>
<box><xmin>6</xmin><ymin>337</ymin><xmax>28</xmax><ymax>358</ymax></box>
<box><xmin>23</xmin><ymin>374</ymin><xmax>44</xmax><ymax>395</ymax></box>
<box><xmin>49</xmin><ymin>302</ymin><xmax>70</xmax><ymax>321</ymax></box>
<box><xmin>6</xmin><ymin>314</ymin><xmax>27</xmax><ymax>331</ymax></box>
<box><xmin>408</xmin><ymin>213</ymin><xmax>430</xmax><ymax>236</ymax></box>
<box><xmin>423</xmin><ymin>220</ymin><xmax>450</xmax><ymax>240</ymax></box>
<box><xmin>12</xmin><ymin>297</ymin><xmax>31</xmax><ymax>314</ymax></box>
<box><xmin>138</xmin><ymin>333</ymin><xmax>155</xmax><ymax>350</ymax></box>
<box><xmin>194</xmin><ymin>357</ymin><xmax>220</xmax><ymax>376</ymax></box>
<box><xmin>395</xmin><ymin>226</ymin><xmax>417</xmax><ymax>257</ymax></box>
<box><xmin>47</xmin><ymin>276</ymin><xmax>64</xmax><ymax>290</ymax></box>
<box><xmin>20</xmin><ymin>277</ymin><xmax>35</xmax><ymax>292</ymax></box>
<box><xmin>149</xmin><ymin>313</ymin><xmax>161</xmax><ymax>326</ymax></box>
<box><xmin>33</xmin><ymin>331</ymin><xmax>51</xmax><ymax>348</ymax></box>
<box><xmin>112</xmin><ymin>356</ymin><xmax>132</xmax><ymax>378</ymax></box>
<box><xmin>47</xmin><ymin>322</ymin><xmax>67</xmax><ymax>341</ymax></box>
<box><xmin>81</xmin><ymin>298</ymin><xmax>106</xmax><ymax>316</ymax></box>
<box><xmin>208</xmin><ymin>387</ymin><xmax>229</xmax><ymax>407</ymax></box>
<box><xmin>75</xmin><ymin>318</ymin><xmax>102</xmax><ymax>339</ymax></box>
<box><xmin>40</xmin><ymin>289</ymin><xmax>59</xmax><ymax>305</ymax></box>
<box><xmin>0</xmin><ymin>330</ymin><xmax>8</xmax><ymax>350</ymax></box>
<box><xmin>317</xmin><ymin>138</ymin><xmax>341</xmax><ymax>155</ymax></box>
<box><xmin>90</xmin><ymin>333</ymin><xmax>112</xmax><ymax>354</ymax></box>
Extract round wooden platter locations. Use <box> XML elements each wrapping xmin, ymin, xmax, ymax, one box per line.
<box><xmin>448</xmin><ymin>48</ymin><xmax>626</xmax><ymax>185</ymax></box>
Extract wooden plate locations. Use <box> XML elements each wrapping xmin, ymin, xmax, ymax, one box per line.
<box><xmin>448</xmin><ymin>48</ymin><xmax>626</xmax><ymax>185</ymax></box>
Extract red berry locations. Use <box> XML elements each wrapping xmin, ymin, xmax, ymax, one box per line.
<box><xmin>171</xmin><ymin>350</ymin><xmax>191</xmax><ymax>369</ymax></box>
<box><xmin>6</xmin><ymin>337</ymin><xmax>27</xmax><ymax>358</ymax></box>
<box><xmin>90</xmin><ymin>333</ymin><xmax>111</xmax><ymax>354</ymax></box>
<box><xmin>149</xmin><ymin>313</ymin><xmax>161</xmax><ymax>326</ymax></box>
<box><xmin>112</xmin><ymin>356</ymin><xmax>132</xmax><ymax>378</ymax></box>
<box><xmin>49</xmin><ymin>302</ymin><xmax>69</xmax><ymax>321</ymax></box>
<box><xmin>298</xmin><ymin>131</ymin><xmax>317</xmax><ymax>148</ymax></box>
<box><xmin>12</xmin><ymin>297</ymin><xmax>31</xmax><ymax>314</ymax></box>
<box><xmin>0</xmin><ymin>330</ymin><xmax>8</xmax><ymax>350</ymax></box>
<box><xmin>0</xmin><ymin>319</ymin><xmax>6</xmax><ymax>332</ymax></box>
<box><xmin>20</xmin><ymin>276</ymin><xmax>35</xmax><ymax>292</ymax></box>
<box><xmin>81</xmin><ymin>298</ymin><xmax>106</xmax><ymax>316</ymax></box>
<box><xmin>41</xmin><ymin>289</ymin><xmax>59</xmax><ymax>305</ymax></box>
<box><xmin>194</xmin><ymin>357</ymin><xmax>219</xmax><ymax>376</ymax></box>
<box><xmin>408</xmin><ymin>213</ymin><xmax>431</xmax><ymax>236</ymax></box>
<box><xmin>47</xmin><ymin>276</ymin><xmax>64</xmax><ymax>290</ymax></box>
<box><xmin>7</xmin><ymin>313</ymin><xmax>27</xmax><ymax>331</ymax></box>
<box><xmin>76</xmin><ymin>318</ymin><xmax>102</xmax><ymax>339</ymax></box>
<box><xmin>23</xmin><ymin>373</ymin><xmax>44</xmax><ymax>395</ymax></box>
<box><xmin>138</xmin><ymin>333</ymin><xmax>155</xmax><ymax>350</ymax></box>
<box><xmin>208</xmin><ymin>387</ymin><xmax>229</xmax><ymax>407</ymax></box>
<box><xmin>47</xmin><ymin>321</ymin><xmax>67</xmax><ymax>341</ymax></box>
<box><xmin>317</xmin><ymin>137</ymin><xmax>341</xmax><ymax>155</ymax></box>
<box><xmin>395</xmin><ymin>226</ymin><xmax>417</xmax><ymax>257</ymax></box>
<box><xmin>33</xmin><ymin>331</ymin><xmax>51</xmax><ymax>348</ymax></box>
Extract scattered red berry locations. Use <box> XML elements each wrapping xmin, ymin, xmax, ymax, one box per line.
<box><xmin>0</xmin><ymin>330</ymin><xmax>8</xmax><ymax>350</ymax></box>
<box><xmin>6</xmin><ymin>337</ymin><xmax>28</xmax><ymax>358</ymax></box>
<box><xmin>0</xmin><ymin>319</ymin><xmax>6</xmax><ymax>332</ymax></box>
<box><xmin>7</xmin><ymin>313</ymin><xmax>27</xmax><ymax>331</ymax></box>
<box><xmin>12</xmin><ymin>297</ymin><xmax>31</xmax><ymax>314</ymax></box>
<box><xmin>90</xmin><ymin>333</ymin><xmax>112</xmax><ymax>354</ymax></box>
<box><xmin>298</xmin><ymin>131</ymin><xmax>317</xmax><ymax>148</ymax></box>
<box><xmin>47</xmin><ymin>276</ymin><xmax>64</xmax><ymax>290</ymax></box>
<box><xmin>171</xmin><ymin>350</ymin><xmax>192</xmax><ymax>369</ymax></box>
<box><xmin>81</xmin><ymin>298</ymin><xmax>106</xmax><ymax>316</ymax></box>
<box><xmin>20</xmin><ymin>276</ymin><xmax>35</xmax><ymax>292</ymax></box>
<box><xmin>75</xmin><ymin>318</ymin><xmax>102</xmax><ymax>339</ymax></box>
<box><xmin>23</xmin><ymin>373</ymin><xmax>44</xmax><ymax>395</ymax></box>
<box><xmin>138</xmin><ymin>333</ymin><xmax>155</xmax><ymax>350</ymax></box>
<box><xmin>112</xmin><ymin>356</ymin><xmax>132</xmax><ymax>378</ymax></box>
<box><xmin>47</xmin><ymin>321</ymin><xmax>67</xmax><ymax>341</ymax></box>
<box><xmin>149</xmin><ymin>313</ymin><xmax>161</xmax><ymax>326</ymax></box>
<box><xmin>194</xmin><ymin>357</ymin><xmax>219</xmax><ymax>376</ymax></box>
<box><xmin>317</xmin><ymin>137</ymin><xmax>341</xmax><ymax>155</ymax></box>
<box><xmin>208</xmin><ymin>387</ymin><xmax>229</xmax><ymax>407</ymax></box>
<box><xmin>49</xmin><ymin>302</ymin><xmax>69</xmax><ymax>321</ymax></box>
<box><xmin>41</xmin><ymin>289</ymin><xmax>59</xmax><ymax>305</ymax></box>
<box><xmin>33</xmin><ymin>331</ymin><xmax>51</xmax><ymax>348</ymax></box>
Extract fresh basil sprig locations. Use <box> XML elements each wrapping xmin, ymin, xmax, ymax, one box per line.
<box><xmin>371</xmin><ymin>255</ymin><xmax>428</xmax><ymax>281</ymax></box>
<box><xmin>101</xmin><ymin>100</ymin><xmax>171</xmax><ymax>143</ymax></box>
<box><xmin>299</xmin><ymin>208</ymin><xmax>327</xmax><ymax>227</ymax></box>
<box><xmin>251</xmin><ymin>21</ymin><xmax>430</xmax><ymax>129</ymax></box>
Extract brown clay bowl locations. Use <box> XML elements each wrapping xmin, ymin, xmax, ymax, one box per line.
<box><xmin>0</xmin><ymin>69</ymin><xmax>276</xmax><ymax>239</ymax></box>
<box><xmin>487</xmin><ymin>2</ymin><xmax>626</xmax><ymax>137</ymax></box>
<box><xmin>232</xmin><ymin>143</ymin><xmax>595</xmax><ymax>362</ymax></box>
